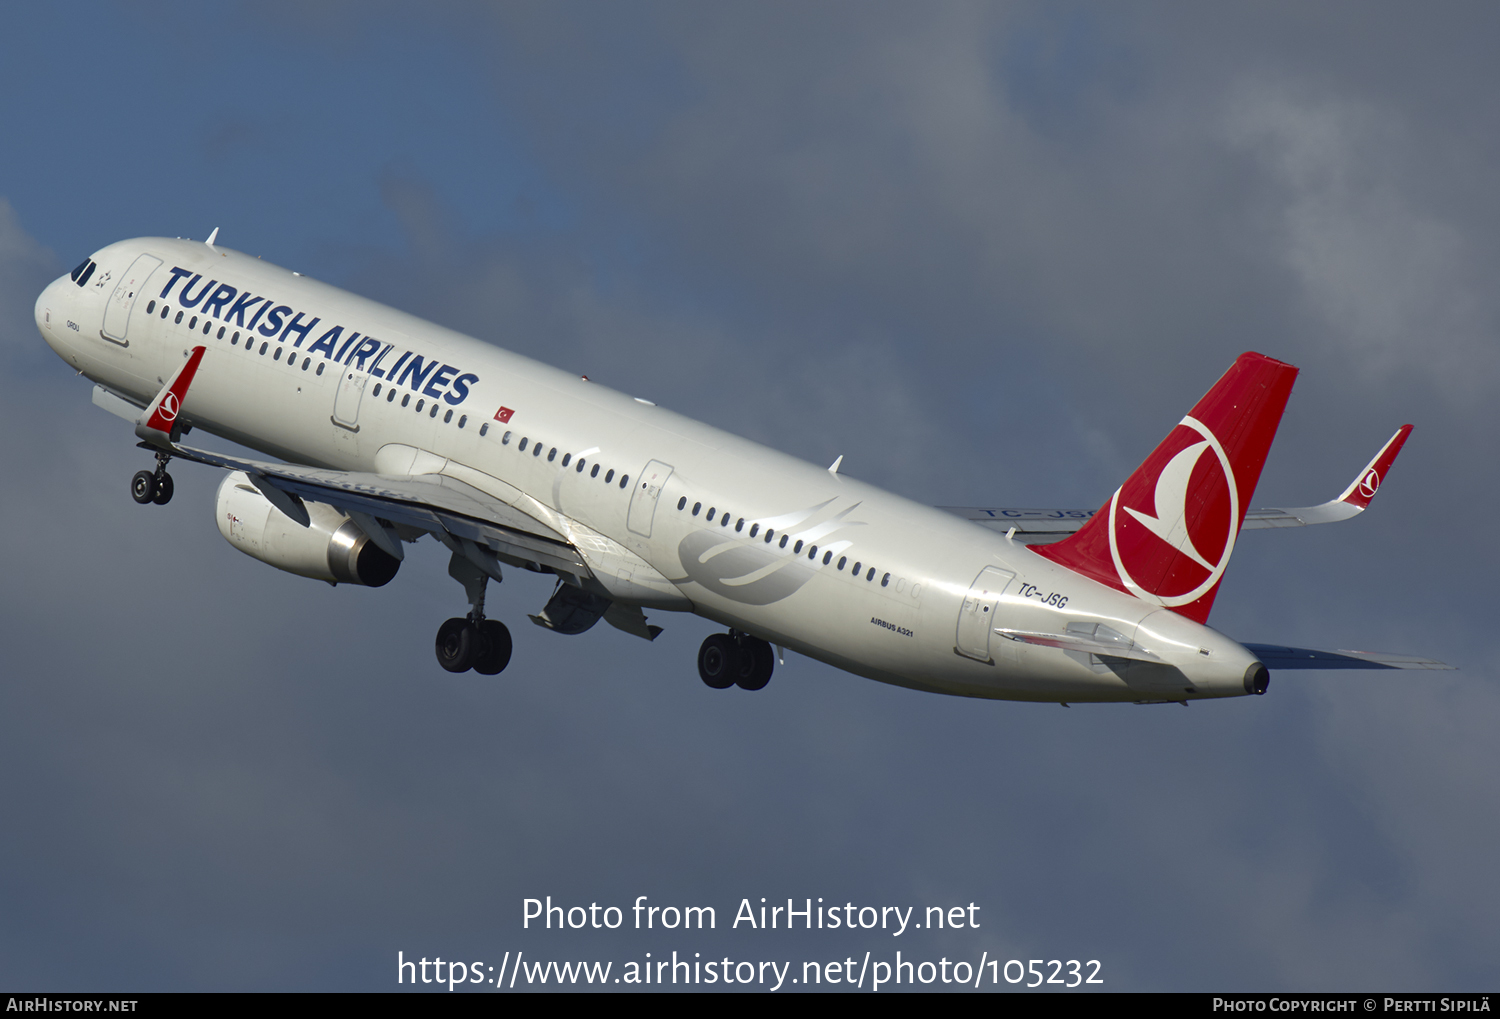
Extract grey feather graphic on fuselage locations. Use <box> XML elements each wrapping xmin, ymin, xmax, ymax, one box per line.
<box><xmin>676</xmin><ymin>499</ymin><xmax>867</xmax><ymax>605</ymax></box>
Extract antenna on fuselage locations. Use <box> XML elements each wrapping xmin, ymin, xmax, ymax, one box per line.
<box><xmin>205</xmin><ymin>227</ymin><xmax>220</xmax><ymax>250</ymax></box>
<box><xmin>828</xmin><ymin>455</ymin><xmax>843</xmax><ymax>475</ymax></box>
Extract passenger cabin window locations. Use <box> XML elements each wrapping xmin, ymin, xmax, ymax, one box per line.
<box><xmin>793</xmin><ymin>540</ymin><xmax>803</xmax><ymax>554</ymax></box>
<box><xmin>677</xmin><ymin>497</ymin><xmax>687</xmax><ymax>511</ymax></box>
<box><xmin>147</xmin><ymin>301</ymin><xmax>156</xmax><ymax>314</ymax></box>
<box><xmin>520</xmin><ymin>437</ymin><xmax>529</xmax><ymax>452</ymax></box>
<box><xmin>316</xmin><ymin>363</ymin><xmax>324</xmax><ymax>376</ymax></box>
<box><xmin>881</xmin><ymin>573</ymin><xmax>891</xmax><ymax>587</ymax></box>
<box><xmin>779</xmin><ymin>535</ymin><xmax>788</xmax><ymax>548</ymax></box>
<box><xmin>480</xmin><ymin>423</ymin><xmax>489</xmax><ymax>436</ymax></box>
<box><xmin>547</xmin><ymin>447</ymin><xmax>556</xmax><ymax>461</ymax></box>
<box><xmin>591</xmin><ymin>465</ymin><xmax>600</xmax><ymax>478</ymax></box>
<box><xmin>620</xmin><ymin>475</ymin><xmax>629</xmax><ymax>489</ymax></box>
<box><xmin>606</xmin><ymin>470</ymin><xmax>615</xmax><ymax>483</ymax></box>
<box><xmin>562</xmin><ymin>453</ymin><xmax>571</xmax><ymax>467</ymax></box>
<box><xmin>692</xmin><ymin>502</ymin><xmax>701</xmax><ymax>516</ymax></box>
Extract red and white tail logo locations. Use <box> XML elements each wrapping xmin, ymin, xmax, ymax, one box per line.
<box><xmin>1337</xmin><ymin>423</ymin><xmax>1411</xmax><ymax>510</ymax></box>
<box><xmin>1036</xmin><ymin>352</ymin><xmax>1299</xmax><ymax>623</ymax></box>
<box><xmin>141</xmin><ymin>346</ymin><xmax>206</xmax><ymax>437</ymax></box>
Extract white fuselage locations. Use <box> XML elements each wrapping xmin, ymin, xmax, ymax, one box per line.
<box><xmin>36</xmin><ymin>237</ymin><xmax>1262</xmax><ymax>702</ymax></box>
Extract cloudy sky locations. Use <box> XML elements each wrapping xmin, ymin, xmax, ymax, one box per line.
<box><xmin>1</xmin><ymin>1</ymin><xmax>1496</xmax><ymax>992</ymax></box>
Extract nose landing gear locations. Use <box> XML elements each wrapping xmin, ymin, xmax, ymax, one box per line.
<box><xmin>130</xmin><ymin>451</ymin><xmax>175</xmax><ymax>505</ymax></box>
<box><xmin>698</xmin><ymin>631</ymin><xmax>774</xmax><ymax>690</ymax></box>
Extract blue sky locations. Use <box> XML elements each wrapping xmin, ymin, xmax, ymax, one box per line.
<box><xmin>2</xmin><ymin>1</ymin><xmax>1497</xmax><ymax>992</ymax></box>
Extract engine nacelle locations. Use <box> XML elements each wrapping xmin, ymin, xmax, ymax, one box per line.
<box><xmin>215</xmin><ymin>471</ymin><xmax>400</xmax><ymax>587</ymax></box>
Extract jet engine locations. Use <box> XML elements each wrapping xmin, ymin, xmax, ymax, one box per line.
<box><xmin>214</xmin><ymin>471</ymin><xmax>400</xmax><ymax>587</ymax></box>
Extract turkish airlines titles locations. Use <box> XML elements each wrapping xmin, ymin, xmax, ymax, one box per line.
<box><xmin>156</xmin><ymin>265</ymin><xmax>481</xmax><ymax>407</ymax></box>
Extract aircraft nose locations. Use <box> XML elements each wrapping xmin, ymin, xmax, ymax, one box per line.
<box><xmin>35</xmin><ymin>275</ymin><xmax>74</xmax><ymax>355</ymax></box>
<box><xmin>34</xmin><ymin>280</ymin><xmax>53</xmax><ymax>335</ymax></box>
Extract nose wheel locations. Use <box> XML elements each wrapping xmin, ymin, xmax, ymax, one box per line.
<box><xmin>130</xmin><ymin>452</ymin><xmax>175</xmax><ymax>505</ymax></box>
<box><xmin>698</xmin><ymin>631</ymin><xmax>774</xmax><ymax>690</ymax></box>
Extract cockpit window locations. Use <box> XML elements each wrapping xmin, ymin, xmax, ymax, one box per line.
<box><xmin>69</xmin><ymin>260</ymin><xmax>90</xmax><ymax>282</ymax></box>
<box><xmin>72</xmin><ymin>260</ymin><xmax>97</xmax><ymax>287</ymax></box>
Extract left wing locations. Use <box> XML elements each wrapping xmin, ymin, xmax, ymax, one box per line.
<box><xmin>107</xmin><ymin>347</ymin><xmax>589</xmax><ymax>579</ymax></box>
<box><xmin>161</xmin><ymin>440</ymin><xmax>590</xmax><ymax>578</ymax></box>
<box><xmin>941</xmin><ymin>425</ymin><xmax>1412</xmax><ymax>544</ymax></box>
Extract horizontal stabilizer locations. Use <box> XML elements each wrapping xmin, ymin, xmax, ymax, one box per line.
<box><xmin>1245</xmin><ymin>643</ymin><xmax>1454</xmax><ymax>670</ymax></box>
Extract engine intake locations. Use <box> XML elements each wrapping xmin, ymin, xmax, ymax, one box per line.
<box><xmin>215</xmin><ymin>472</ymin><xmax>399</xmax><ymax>587</ymax></box>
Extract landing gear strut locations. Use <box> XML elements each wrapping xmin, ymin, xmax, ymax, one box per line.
<box><xmin>698</xmin><ymin>631</ymin><xmax>774</xmax><ymax>691</ymax></box>
<box><xmin>130</xmin><ymin>451</ymin><xmax>175</xmax><ymax>506</ymax></box>
<box><xmin>435</xmin><ymin>551</ymin><xmax>512</xmax><ymax>675</ymax></box>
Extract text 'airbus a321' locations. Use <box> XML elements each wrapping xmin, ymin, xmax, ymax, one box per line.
<box><xmin>35</xmin><ymin>232</ymin><xmax>1450</xmax><ymax>704</ymax></box>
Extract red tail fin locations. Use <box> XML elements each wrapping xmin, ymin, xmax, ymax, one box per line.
<box><xmin>1036</xmin><ymin>352</ymin><xmax>1298</xmax><ymax>623</ymax></box>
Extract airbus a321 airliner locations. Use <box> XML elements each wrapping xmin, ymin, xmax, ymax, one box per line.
<box><xmin>35</xmin><ymin>233</ymin><xmax>1450</xmax><ymax>703</ymax></box>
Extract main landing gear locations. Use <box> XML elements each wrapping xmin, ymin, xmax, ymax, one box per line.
<box><xmin>698</xmin><ymin>631</ymin><xmax>775</xmax><ymax>691</ymax></box>
<box><xmin>436</xmin><ymin>550</ymin><xmax>512</xmax><ymax>675</ymax></box>
<box><xmin>130</xmin><ymin>451</ymin><xmax>175</xmax><ymax>505</ymax></box>
<box><xmin>436</xmin><ymin>616</ymin><xmax>512</xmax><ymax>675</ymax></box>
